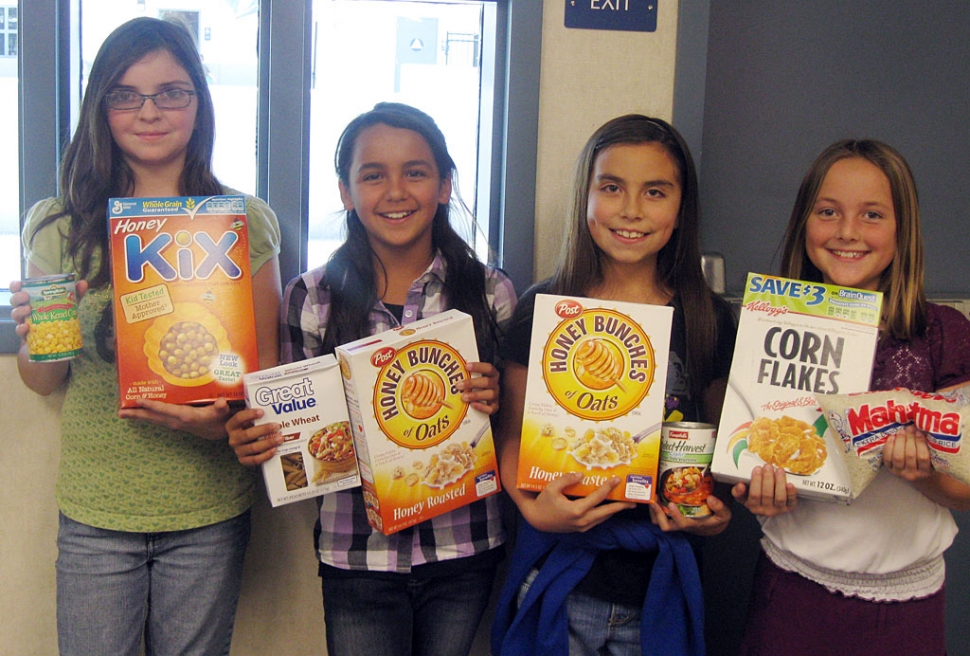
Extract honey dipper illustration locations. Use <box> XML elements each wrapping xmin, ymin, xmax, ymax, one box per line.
<box><xmin>574</xmin><ymin>338</ymin><xmax>627</xmax><ymax>392</ymax></box>
<box><xmin>402</xmin><ymin>371</ymin><xmax>453</xmax><ymax>419</ymax></box>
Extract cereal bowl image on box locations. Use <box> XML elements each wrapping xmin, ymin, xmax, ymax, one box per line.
<box><xmin>517</xmin><ymin>295</ymin><xmax>673</xmax><ymax>503</ymax></box>
<box><xmin>243</xmin><ymin>354</ymin><xmax>361</xmax><ymax>507</ymax></box>
<box><xmin>335</xmin><ymin>310</ymin><xmax>501</xmax><ymax>535</ymax></box>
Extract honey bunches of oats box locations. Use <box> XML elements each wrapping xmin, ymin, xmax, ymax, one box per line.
<box><xmin>335</xmin><ymin>310</ymin><xmax>501</xmax><ymax>535</ymax></box>
<box><xmin>518</xmin><ymin>294</ymin><xmax>673</xmax><ymax>503</ymax></box>
<box><xmin>244</xmin><ymin>355</ymin><xmax>361</xmax><ymax>508</ymax></box>
<box><xmin>108</xmin><ymin>195</ymin><xmax>259</xmax><ymax>408</ymax></box>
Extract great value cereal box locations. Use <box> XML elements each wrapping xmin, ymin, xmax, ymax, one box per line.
<box><xmin>517</xmin><ymin>294</ymin><xmax>673</xmax><ymax>503</ymax></box>
<box><xmin>108</xmin><ymin>195</ymin><xmax>259</xmax><ymax>408</ymax></box>
<box><xmin>244</xmin><ymin>355</ymin><xmax>361</xmax><ymax>507</ymax></box>
<box><xmin>712</xmin><ymin>273</ymin><xmax>883</xmax><ymax>502</ymax></box>
<box><xmin>335</xmin><ymin>310</ymin><xmax>501</xmax><ymax>535</ymax></box>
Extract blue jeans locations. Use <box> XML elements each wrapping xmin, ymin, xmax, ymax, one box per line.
<box><xmin>518</xmin><ymin>568</ymin><xmax>641</xmax><ymax>656</ymax></box>
<box><xmin>56</xmin><ymin>511</ymin><xmax>250</xmax><ymax>656</ymax></box>
<box><xmin>320</xmin><ymin>561</ymin><xmax>498</xmax><ymax>656</ymax></box>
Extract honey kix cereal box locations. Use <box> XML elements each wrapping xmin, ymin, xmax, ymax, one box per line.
<box><xmin>108</xmin><ymin>195</ymin><xmax>258</xmax><ymax>408</ymax></box>
<box><xmin>335</xmin><ymin>310</ymin><xmax>501</xmax><ymax>535</ymax></box>
<box><xmin>244</xmin><ymin>355</ymin><xmax>361</xmax><ymax>507</ymax></box>
<box><xmin>712</xmin><ymin>273</ymin><xmax>883</xmax><ymax>502</ymax></box>
<box><xmin>518</xmin><ymin>294</ymin><xmax>673</xmax><ymax>503</ymax></box>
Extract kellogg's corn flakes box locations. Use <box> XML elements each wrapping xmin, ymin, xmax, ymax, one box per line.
<box><xmin>335</xmin><ymin>309</ymin><xmax>501</xmax><ymax>535</ymax></box>
<box><xmin>108</xmin><ymin>195</ymin><xmax>259</xmax><ymax>408</ymax></box>
<box><xmin>244</xmin><ymin>355</ymin><xmax>361</xmax><ymax>507</ymax></box>
<box><xmin>712</xmin><ymin>273</ymin><xmax>883</xmax><ymax>502</ymax></box>
<box><xmin>517</xmin><ymin>294</ymin><xmax>673</xmax><ymax>503</ymax></box>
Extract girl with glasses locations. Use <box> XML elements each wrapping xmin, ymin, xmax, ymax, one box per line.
<box><xmin>8</xmin><ymin>17</ymin><xmax>281</xmax><ymax>655</ymax></box>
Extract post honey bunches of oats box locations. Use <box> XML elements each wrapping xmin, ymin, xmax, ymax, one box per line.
<box><xmin>335</xmin><ymin>310</ymin><xmax>501</xmax><ymax>535</ymax></box>
<box><xmin>518</xmin><ymin>294</ymin><xmax>673</xmax><ymax>503</ymax></box>
<box><xmin>108</xmin><ymin>195</ymin><xmax>259</xmax><ymax>408</ymax></box>
<box><xmin>711</xmin><ymin>273</ymin><xmax>882</xmax><ymax>503</ymax></box>
<box><xmin>244</xmin><ymin>355</ymin><xmax>361</xmax><ymax>507</ymax></box>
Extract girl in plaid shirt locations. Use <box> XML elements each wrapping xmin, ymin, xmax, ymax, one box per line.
<box><xmin>228</xmin><ymin>103</ymin><xmax>516</xmax><ymax>656</ymax></box>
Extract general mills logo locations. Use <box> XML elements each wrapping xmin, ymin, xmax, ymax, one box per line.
<box><xmin>111</xmin><ymin>200</ymin><xmax>124</xmax><ymax>214</ymax></box>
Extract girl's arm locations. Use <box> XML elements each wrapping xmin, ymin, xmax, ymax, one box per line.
<box><xmin>496</xmin><ymin>362</ymin><xmax>634</xmax><ymax>533</ymax></box>
<box><xmin>458</xmin><ymin>361</ymin><xmax>500</xmax><ymax>415</ymax></box>
<box><xmin>12</xmin><ymin>263</ymin><xmax>77</xmax><ymax>395</ymax></box>
<box><xmin>119</xmin><ymin>258</ymin><xmax>284</xmax><ymax>442</ymax></box>
<box><xmin>884</xmin><ymin>424</ymin><xmax>970</xmax><ymax>511</ymax></box>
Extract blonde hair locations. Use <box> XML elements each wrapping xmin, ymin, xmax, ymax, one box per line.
<box><xmin>780</xmin><ymin>139</ymin><xmax>925</xmax><ymax>339</ymax></box>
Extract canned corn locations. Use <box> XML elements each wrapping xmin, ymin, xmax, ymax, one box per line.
<box><xmin>24</xmin><ymin>273</ymin><xmax>83</xmax><ymax>362</ymax></box>
<box><xmin>659</xmin><ymin>422</ymin><xmax>717</xmax><ymax>518</ymax></box>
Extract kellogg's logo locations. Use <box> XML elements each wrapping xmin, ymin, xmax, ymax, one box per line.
<box><xmin>542</xmin><ymin>308</ymin><xmax>657</xmax><ymax>421</ymax></box>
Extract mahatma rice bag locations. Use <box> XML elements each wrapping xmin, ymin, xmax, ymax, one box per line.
<box><xmin>818</xmin><ymin>387</ymin><xmax>970</xmax><ymax>497</ymax></box>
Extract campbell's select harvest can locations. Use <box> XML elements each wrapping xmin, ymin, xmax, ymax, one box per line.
<box><xmin>24</xmin><ymin>273</ymin><xmax>83</xmax><ymax>362</ymax></box>
<box><xmin>659</xmin><ymin>422</ymin><xmax>717</xmax><ymax>518</ymax></box>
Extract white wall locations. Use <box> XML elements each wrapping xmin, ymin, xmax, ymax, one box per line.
<box><xmin>0</xmin><ymin>1</ymin><xmax>683</xmax><ymax>653</ymax></box>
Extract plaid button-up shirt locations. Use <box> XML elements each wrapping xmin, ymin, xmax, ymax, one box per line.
<box><xmin>280</xmin><ymin>252</ymin><xmax>517</xmax><ymax>572</ymax></box>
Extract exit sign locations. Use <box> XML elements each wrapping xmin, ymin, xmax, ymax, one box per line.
<box><xmin>565</xmin><ymin>0</ymin><xmax>658</xmax><ymax>33</ymax></box>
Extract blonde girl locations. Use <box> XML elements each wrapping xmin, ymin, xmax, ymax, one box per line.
<box><xmin>734</xmin><ymin>139</ymin><xmax>970</xmax><ymax>656</ymax></box>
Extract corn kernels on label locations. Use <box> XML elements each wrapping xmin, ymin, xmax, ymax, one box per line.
<box><xmin>519</xmin><ymin>295</ymin><xmax>673</xmax><ymax>503</ymax></box>
<box><xmin>108</xmin><ymin>195</ymin><xmax>258</xmax><ymax>407</ymax></box>
<box><xmin>25</xmin><ymin>274</ymin><xmax>82</xmax><ymax>361</ymax></box>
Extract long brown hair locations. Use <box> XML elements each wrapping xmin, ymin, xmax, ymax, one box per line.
<box><xmin>780</xmin><ymin>139</ymin><xmax>925</xmax><ymax>339</ymax></box>
<box><xmin>320</xmin><ymin>103</ymin><xmax>503</xmax><ymax>364</ymax></box>
<box><xmin>552</xmin><ymin>115</ymin><xmax>723</xmax><ymax>399</ymax></box>
<box><xmin>30</xmin><ymin>17</ymin><xmax>221</xmax><ymax>289</ymax></box>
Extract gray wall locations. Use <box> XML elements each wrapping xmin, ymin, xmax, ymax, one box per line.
<box><xmin>696</xmin><ymin>3</ymin><xmax>970</xmax><ymax>655</ymax></box>
<box><xmin>698</xmin><ymin>1</ymin><xmax>970</xmax><ymax>295</ymax></box>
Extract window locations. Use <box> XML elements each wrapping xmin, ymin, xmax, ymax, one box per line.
<box><xmin>0</xmin><ymin>6</ymin><xmax>17</xmax><ymax>57</ymax></box>
<box><xmin>5</xmin><ymin>1</ymin><xmax>540</xmax><ymax>354</ymax></box>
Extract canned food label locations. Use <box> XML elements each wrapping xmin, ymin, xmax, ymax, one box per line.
<box><xmin>25</xmin><ymin>274</ymin><xmax>83</xmax><ymax>362</ymax></box>
<box><xmin>659</xmin><ymin>423</ymin><xmax>717</xmax><ymax>518</ymax></box>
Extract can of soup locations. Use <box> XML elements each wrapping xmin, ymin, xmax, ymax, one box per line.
<box><xmin>24</xmin><ymin>273</ymin><xmax>83</xmax><ymax>362</ymax></box>
<box><xmin>659</xmin><ymin>422</ymin><xmax>717</xmax><ymax>518</ymax></box>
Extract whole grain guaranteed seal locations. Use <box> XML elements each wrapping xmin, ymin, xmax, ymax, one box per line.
<box><xmin>24</xmin><ymin>273</ymin><xmax>82</xmax><ymax>362</ymax></box>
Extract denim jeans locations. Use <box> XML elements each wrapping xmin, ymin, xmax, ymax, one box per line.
<box><xmin>320</xmin><ymin>561</ymin><xmax>498</xmax><ymax>656</ymax></box>
<box><xmin>55</xmin><ymin>510</ymin><xmax>250</xmax><ymax>656</ymax></box>
<box><xmin>518</xmin><ymin>568</ymin><xmax>642</xmax><ymax>656</ymax></box>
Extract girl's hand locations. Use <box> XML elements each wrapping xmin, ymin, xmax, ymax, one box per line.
<box><xmin>9</xmin><ymin>280</ymin><xmax>31</xmax><ymax>340</ymax></box>
<box><xmin>517</xmin><ymin>471</ymin><xmax>635</xmax><ymax>533</ymax></box>
<box><xmin>458</xmin><ymin>361</ymin><xmax>500</xmax><ymax>415</ymax></box>
<box><xmin>731</xmin><ymin>465</ymin><xmax>798</xmax><ymax>516</ymax></box>
<box><xmin>227</xmin><ymin>407</ymin><xmax>283</xmax><ymax>466</ymax></box>
<box><xmin>118</xmin><ymin>398</ymin><xmax>234</xmax><ymax>441</ymax></box>
<box><xmin>883</xmin><ymin>426</ymin><xmax>934</xmax><ymax>481</ymax></box>
<box><xmin>648</xmin><ymin>495</ymin><xmax>731</xmax><ymax>537</ymax></box>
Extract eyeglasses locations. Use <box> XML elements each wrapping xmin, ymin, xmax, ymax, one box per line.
<box><xmin>105</xmin><ymin>88</ymin><xmax>196</xmax><ymax>111</ymax></box>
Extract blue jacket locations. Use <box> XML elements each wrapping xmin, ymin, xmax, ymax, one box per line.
<box><xmin>491</xmin><ymin>518</ymin><xmax>705</xmax><ymax>656</ymax></box>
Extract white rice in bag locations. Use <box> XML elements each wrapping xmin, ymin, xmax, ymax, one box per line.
<box><xmin>817</xmin><ymin>387</ymin><xmax>970</xmax><ymax>498</ymax></box>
